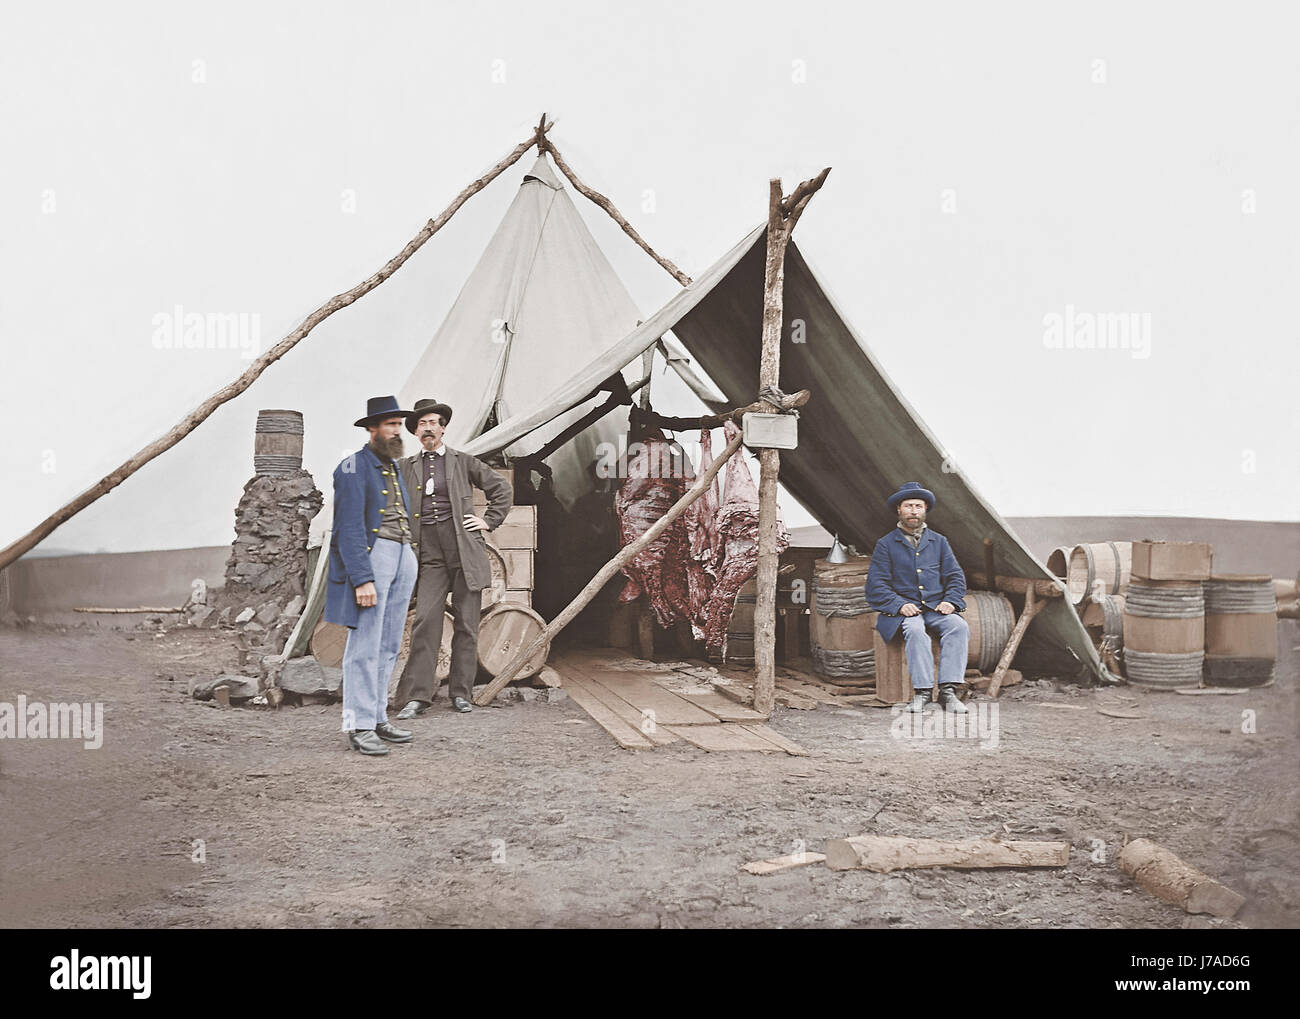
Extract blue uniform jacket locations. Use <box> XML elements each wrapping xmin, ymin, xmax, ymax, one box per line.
<box><xmin>323</xmin><ymin>444</ymin><xmax>412</xmax><ymax>629</ymax></box>
<box><xmin>865</xmin><ymin>527</ymin><xmax>968</xmax><ymax>642</ymax></box>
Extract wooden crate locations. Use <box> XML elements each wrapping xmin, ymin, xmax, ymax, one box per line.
<box><xmin>502</xmin><ymin>548</ymin><xmax>533</xmax><ymax>590</ymax></box>
<box><xmin>490</xmin><ymin>505</ymin><xmax>537</xmax><ymax>549</ymax></box>
<box><xmin>473</xmin><ymin>466</ymin><xmax>517</xmax><ymax>508</ymax></box>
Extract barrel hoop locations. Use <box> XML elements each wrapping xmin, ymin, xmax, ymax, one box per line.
<box><xmin>1203</xmin><ymin>580</ymin><xmax>1277</xmax><ymax>614</ymax></box>
<box><xmin>1107</xmin><ymin>541</ymin><xmax>1122</xmax><ymax>595</ymax></box>
<box><xmin>255</xmin><ymin>414</ymin><xmax>304</xmax><ymax>434</ymax></box>
<box><xmin>1125</xmin><ymin>583</ymin><xmax>1204</xmax><ymax>618</ymax></box>
<box><xmin>811</xmin><ymin>578</ymin><xmax>871</xmax><ymax>618</ymax></box>
<box><xmin>812</xmin><ymin>645</ymin><xmax>876</xmax><ymax>678</ymax></box>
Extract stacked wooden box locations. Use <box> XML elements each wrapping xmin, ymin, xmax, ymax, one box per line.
<box><xmin>475</xmin><ymin>466</ymin><xmax>536</xmax><ymax>606</ymax></box>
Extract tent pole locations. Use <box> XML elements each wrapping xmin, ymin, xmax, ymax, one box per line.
<box><xmin>538</xmin><ymin>132</ymin><xmax>693</xmax><ymax>287</ymax></box>
<box><xmin>753</xmin><ymin>169</ymin><xmax>831</xmax><ymax>715</ymax></box>
<box><xmin>0</xmin><ymin>125</ymin><xmax>549</xmax><ymax>571</ymax></box>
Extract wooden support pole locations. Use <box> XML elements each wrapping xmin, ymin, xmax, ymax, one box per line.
<box><xmin>633</xmin><ymin>389</ymin><xmax>811</xmax><ymax>434</ymax></box>
<box><xmin>983</xmin><ymin>539</ymin><xmax>996</xmax><ymax>591</ymax></box>
<box><xmin>987</xmin><ymin>585</ymin><xmax>1043</xmax><ymax>697</ymax></box>
<box><xmin>0</xmin><ymin>125</ymin><xmax>550</xmax><ymax>571</ymax></box>
<box><xmin>538</xmin><ymin>128</ymin><xmax>693</xmax><ymax>287</ymax></box>
<box><xmin>753</xmin><ymin>168</ymin><xmax>830</xmax><ymax>716</ymax></box>
<box><xmin>968</xmin><ymin>572</ymin><xmax>1063</xmax><ymax>599</ymax></box>
<box><xmin>473</xmin><ymin>428</ymin><xmax>746</xmax><ymax>705</ymax></box>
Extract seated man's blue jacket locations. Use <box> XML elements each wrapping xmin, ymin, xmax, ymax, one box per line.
<box><xmin>323</xmin><ymin>444</ymin><xmax>412</xmax><ymax>629</ymax></box>
<box><xmin>865</xmin><ymin>527</ymin><xmax>968</xmax><ymax>642</ymax></box>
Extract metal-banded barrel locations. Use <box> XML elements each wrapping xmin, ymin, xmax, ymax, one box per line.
<box><xmin>1203</xmin><ymin>574</ymin><xmax>1277</xmax><ymax>687</ymax></box>
<box><xmin>1065</xmin><ymin>541</ymin><xmax>1131</xmax><ymax>605</ymax></box>
<box><xmin>1082</xmin><ymin>593</ymin><xmax>1125</xmax><ymax>653</ymax></box>
<box><xmin>1046</xmin><ymin>546</ymin><xmax>1073</xmax><ymax>580</ymax></box>
<box><xmin>1122</xmin><ymin>579</ymin><xmax>1204</xmax><ymax>688</ymax></box>
<box><xmin>810</xmin><ymin>556</ymin><xmax>874</xmax><ymax>680</ymax></box>
<box><xmin>254</xmin><ymin>409</ymin><xmax>304</xmax><ymax>475</ymax></box>
<box><xmin>965</xmin><ymin>590</ymin><xmax>1015</xmax><ymax>674</ymax></box>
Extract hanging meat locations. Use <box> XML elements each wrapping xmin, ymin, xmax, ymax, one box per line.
<box><xmin>701</xmin><ymin>420</ymin><xmax>789</xmax><ymax>658</ymax></box>
<box><xmin>613</xmin><ymin>433</ymin><xmax>698</xmax><ymax>628</ymax></box>
<box><xmin>682</xmin><ymin>428</ymin><xmax>721</xmax><ymax>639</ymax></box>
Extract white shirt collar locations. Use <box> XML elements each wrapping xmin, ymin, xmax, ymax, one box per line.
<box><xmin>423</xmin><ymin>445</ymin><xmax>446</xmax><ymax>456</ymax></box>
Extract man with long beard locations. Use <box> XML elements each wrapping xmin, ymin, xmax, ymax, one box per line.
<box><xmin>323</xmin><ymin>396</ymin><xmax>419</xmax><ymax>755</ymax></box>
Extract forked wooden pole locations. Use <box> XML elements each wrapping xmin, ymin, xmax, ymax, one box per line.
<box><xmin>753</xmin><ymin>168</ymin><xmax>830</xmax><ymax>715</ymax></box>
<box><xmin>0</xmin><ymin>125</ymin><xmax>549</xmax><ymax>570</ymax></box>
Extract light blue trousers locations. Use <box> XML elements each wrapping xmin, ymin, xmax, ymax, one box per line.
<box><xmin>901</xmin><ymin>610</ymin><xmax>970</xmax><ymax>689</ymax></box>
<box><xmin>341</xmin><ymin>538</ymin><xmax>417</xmax><ymax>731</ymax></box>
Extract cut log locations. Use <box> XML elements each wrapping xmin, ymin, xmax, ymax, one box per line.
<box><xmin>742</xmin><ymin>852</ymin><xmax>827</xmax><ymax>876</ymax></box>
<box><xmin>1117</xmin><ymin>838</ymin><xmax>1245</xmax><ymax>918</ymax></box>
<box><xmin>824</xmin><ymin>834</ymin><xmax>1070</xmax><ymax>872</ymax></box>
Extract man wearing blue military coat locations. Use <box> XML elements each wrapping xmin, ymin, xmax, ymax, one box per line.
<box><xmin>865</xmin><ymin>482</ymin><xmax>970</xmax><ymax>714</ymax></box>
<box><xmin>324</xmin><ymin>396</ymin><xmax>421</xmax><ymax>755</ymax></box>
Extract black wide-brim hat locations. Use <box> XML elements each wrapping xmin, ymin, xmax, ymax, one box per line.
<box><xmin>406</xmin><ymin>398</ymin><xmax>454</xmax><ymax>434</ymax></box>
<box><xmin>887</xmin><ymin>481</ymin><xmax>935</xmax><ymax>511</ymax></box>
<box><xmin>354</xmin><ymin>395</ymin><xmax>415</xmax><ymax>428</ymax></box>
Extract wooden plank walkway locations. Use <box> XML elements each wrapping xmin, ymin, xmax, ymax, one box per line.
<box><xmin>551</xmin><ymin>648</ymin><xmax>809</xmax><ymax>755</ymax></box>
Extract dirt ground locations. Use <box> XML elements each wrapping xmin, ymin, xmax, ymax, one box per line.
<box><xmin>1</xmin><ymin>620</ymin><xmax>1296</xmax><ymax>929</ymax></box>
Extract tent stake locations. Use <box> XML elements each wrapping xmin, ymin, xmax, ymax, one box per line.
<box><xmin>753</xmin><ymin>169</ymin><xmax>831</xmax><ymax>715</ymax></box>
<box><xmin>0</xmin><ymin>125</ymin><xmax>549</xmax><ymax>571</ymax></box>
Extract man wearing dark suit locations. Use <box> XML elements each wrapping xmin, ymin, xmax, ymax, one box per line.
<box><xmin>392</xmin><ymin>398</ymin><xmax>513</xmax><ymax>716</ymax></box>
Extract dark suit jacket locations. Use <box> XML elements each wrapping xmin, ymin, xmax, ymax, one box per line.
<box><xmin>398</xmin><ymin>447</ymin><xmax>513</xmax><ymax>591</ymax></box>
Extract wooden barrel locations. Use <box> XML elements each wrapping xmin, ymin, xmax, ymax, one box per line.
<box><xmin>726</xmin><ymin>583</ymin><xmax>756</xmax><ymax>665</ymax></box>
<box><xmin>310</xmin><ymin>619</ymin><xmax>348</xmax><ymax>668</ymax></box>
<box><xmin>477</xmin><ymin>603</ymin><xmax>550</xmax><ymax>679</ymax></box>
<box><xmin>1203</xmin><ymin>575</ymin><xmax>1276</xmax><ymax>687</ymax></box>
<box><xmin>1122</xmin><ymin>579</ymin><xmax>1204</xmax><ymax>688</ymax></box>
<box><xmin>809</xmin><ymin>555</ymin><xmax>874</xmax><ymax>679</ymax></box>
<box><xmin>1065</xmin><ymin>541</ymin><xmax>1131</xmax><ymax>605</ymax></box>
<box><xmin>1274</xmin><ymin>577</ymin><xmax>1299</xmax><ymax>620</ymax></box>
<box><xmin>1082</xmin><ymin>593</ymin><xmax>1125</xmax><ymax>652</ymax></box>
<box><xmin>964</xmin><ymin>590</ymin><xmax>1015</xmax><ymax>673</ymax></box>
<box><xmin>254</xmin><ymin>409</ymin><xmax>304</xmax><ymax>476</ymax></box>
<box><xmin>1045</xmin><ymin>546</ymin><xmax>1073</xmax><ymax>580</ymax></box>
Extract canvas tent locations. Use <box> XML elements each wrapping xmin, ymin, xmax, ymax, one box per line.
<box><xmin>397</xmin><ymin>155</ymin><xmax>653</xmax><ymax>511</ymax></box>
<box><xmin>464</xmin><ymin>225</ymin><xmax>1109</xmax><ymax>681</ymax></box>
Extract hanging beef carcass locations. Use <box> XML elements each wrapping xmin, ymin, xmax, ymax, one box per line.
<box><xmin>682</xmin><ymin>428</ymin><xmax>721</xmax><ymax>639</ymax></box>
<box><xmin>613</xmin><ymin>433</ymin><xmax>698</xmax><ymax>628</ymax></box>
<box><xmin>701</xmin><ymin>420</ymin><xmax>789</xmax><ymax>658</ymax></box>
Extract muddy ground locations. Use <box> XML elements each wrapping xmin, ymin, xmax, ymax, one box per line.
<box><xmin>1</xmin><ymin>621</ymin><xmax>1296</xmax><ymax>929</ymax></box>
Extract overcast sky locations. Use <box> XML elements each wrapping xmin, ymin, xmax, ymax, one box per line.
<box><xmin>2</xmin><ymin>0</ymin><xmax>1297</xmax><ymax>554</ymax></box>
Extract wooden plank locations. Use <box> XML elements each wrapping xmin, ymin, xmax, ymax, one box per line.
<box><xmin>561</xmin><ymin>670</ymin><xmax>680</xmax><ymax>746</ymax></box>
<box><xmin>573</xmin><ymin>668</ymin><xmax>720</xmax><ymax>727</ymax></box>
<box><xmin>737</xmin><ymin>723</ymin><xmax>809</xmax><ymax>756</ymax></box>
<box><xmin>825</xmin><ymin>835</ymin><xmax>1071</xmax><ymax>872</ymax></box>
<box><xmin>555</xmin><ymin>675</ymin><xmax>654</xmax><ymax>750</ymax></box>
<box><xmin>742</xmin><ymin>852</ymin><xmax>826</xmax><ymax>875</ymax></box>
<box><xmin>776</xmin><ymin>673</ymin><xmax>841</xmax><ymax>706</ymax></box>
<box><xmin>662</xmin><ymin>723</ymin><xmax>782</xmax><ymax>752</ymax></box>
<box><xmin>674</xmin><ymin>688</ymin><xmax>769</xmax><ymax>723</ymax></box>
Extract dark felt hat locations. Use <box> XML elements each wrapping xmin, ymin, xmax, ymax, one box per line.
<box><xmin>887</xmin><ymin>481</ymin><xmax>935</xmax><ymax>511</ymax></box>
<box><xmin>406</xmin><ymin>398</ymin><xmax>453</xmax><ymax>434</ymax></box>
<box><xmin>353</xmin><ymin>395</ymin><xmax>414</xmax><ymax>428</ymax></box>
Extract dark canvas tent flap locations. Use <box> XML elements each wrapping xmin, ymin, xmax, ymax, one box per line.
<box><xmin>466</xmin><ymin>227</ymin><xmax>1106</xmax><ymax>681</ymax></box>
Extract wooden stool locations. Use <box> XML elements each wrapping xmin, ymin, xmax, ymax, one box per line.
<box><xmin>872</xmin><ymin>627</ymin><xmax>942</xmax><ymax>704</ymax></box>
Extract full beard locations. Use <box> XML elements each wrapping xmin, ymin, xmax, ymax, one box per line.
<box><xmin>379</xmin><ymin>434</ymin><xmax>404</xmax><ymax>459</ymax></box>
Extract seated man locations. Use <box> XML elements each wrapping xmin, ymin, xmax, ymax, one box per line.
<box><xmin>866</xmin><ymin>482</ymin><xmax>970</xmax><ymax>714</ymax></box>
